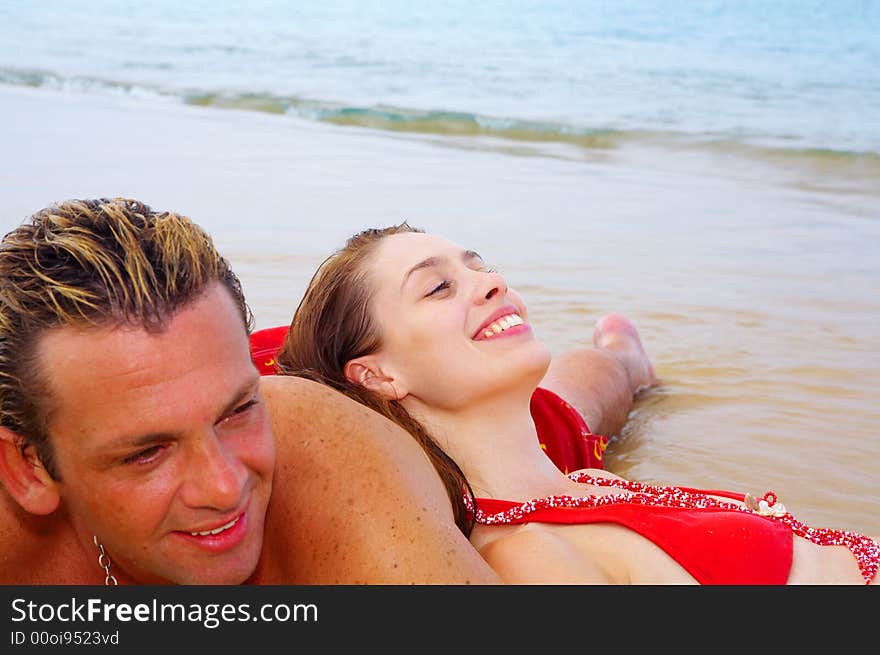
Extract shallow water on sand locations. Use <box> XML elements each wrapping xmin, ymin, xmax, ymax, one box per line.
<box><xmin>213</xmin><ymin>125</ymin><xmax>879</xmax><ymax>536</ymax></box>
<box><xmin>2</xmin><ymin>84</ymin><xmax>878</xmax><ymax>537</ymax></box>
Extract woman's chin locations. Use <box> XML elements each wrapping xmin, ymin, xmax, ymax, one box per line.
<box><xmin>508</xmin><ymin>341</ymin><xmax>553</xmax><ymax>391</ymax></box>
<box><xmin>527</xmin><ymin>340</ymin><xmax>553</xmax><ymax>376</ymax></box>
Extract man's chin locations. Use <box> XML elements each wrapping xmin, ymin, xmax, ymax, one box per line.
<box><xmin>166</xmin><ymin>564</ymin><xmax>257</xmax><ymax>586</ymax></box>
<box><xmin>128</xmin><ymin>551</ymin><xmax>260</xmax><ymax>585</ymax></box>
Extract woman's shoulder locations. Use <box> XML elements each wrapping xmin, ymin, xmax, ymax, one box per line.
<box><xmin>476</xmin><ymin>523</ymin><xmax>613</xmax><ymax>584</ymax></box>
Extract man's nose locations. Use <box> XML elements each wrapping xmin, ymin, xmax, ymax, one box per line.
<box><xmin>180</xmin><ymin>433</ymin><xmax>246</xmax><ymax>511</ymax></box>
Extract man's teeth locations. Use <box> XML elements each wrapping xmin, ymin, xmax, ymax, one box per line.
<box><xmin>190</xmin><ymin>516</ymin><xmax>239</xmax><ymax>537</ymax></box>
<box><xmin>482</xmin><ymin>314</ymin><xmax>523</xmax><ymax>338</ymax></box>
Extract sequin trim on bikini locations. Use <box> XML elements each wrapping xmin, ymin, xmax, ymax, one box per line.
<box><xmin>468</xmin><ymin>472</ymin><xmax>879</xmax><ymax>584</ymax></box>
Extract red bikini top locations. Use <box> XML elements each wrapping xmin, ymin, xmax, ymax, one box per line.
<box><xmin>473</xmin><ymin>474</ymin><xmax>880</xmax><ymax>585</ymax></box>
<box><xmin>476</xmin><ymin>491</ymin><xmax>792</xmax><ymax>584</ymax></box>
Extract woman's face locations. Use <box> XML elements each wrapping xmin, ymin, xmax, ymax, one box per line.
<box><xmin>363</xmin><ymin>232</ymin><xmax>551</xmax><ymax>410</ymax></box>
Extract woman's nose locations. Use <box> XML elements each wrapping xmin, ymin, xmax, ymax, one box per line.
<box><xmin>476</xmin><ymin>270</ymin><xmax>508</xmax><ymax>303</ymax></box>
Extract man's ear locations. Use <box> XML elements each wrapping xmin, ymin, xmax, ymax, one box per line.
<box><xmin>343</xmin><ymin>356</ymin><xmax>408</xmax><ymax>401</ymax></box>
<box><xmin>0</xmin><ymin>428</ymin><xmax>60</xmax><ymax>515</ymax></box>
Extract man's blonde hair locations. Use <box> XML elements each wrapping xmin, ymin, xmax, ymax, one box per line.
<box><xmin>0</xmin><ymin>197</ymin><xmax>251</xmax><ymax>477</ymax></box>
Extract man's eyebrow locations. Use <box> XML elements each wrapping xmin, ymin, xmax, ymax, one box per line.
<box><xmin>103</xmin><ymin>430</ymin><xmax>177</xmax><ymax>452</ymax></box>
<box><xmin>101</xmin><ymin>376</ymin><xmax>260</xmax><ymax>451</ymax></box>
<box><xmin>401</xmin><ymin>250</ymin><xmax>485</xmax><ymax>290</ymax></box>
<box><xmin>214</xmin><ymin>376</ymin><xmax>261</xmax><ymax>424</ymax></box>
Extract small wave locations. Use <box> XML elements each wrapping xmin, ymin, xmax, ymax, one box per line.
<box><xmin>3</xmin><ymin>65</ymin><xmax>879</xmax><ymax>180</ymax></box>
<box><xmin>312</xmin><ymin>106</ymin><xmax>622</xmax><ymax>149</ymax></box>
<box><xmin>182</xmin><ymin>89</ymin><xmax>624</xmax><ymax>149</ymax></box>
<box><xmin>186</xmin><ymin>92</ymin><xmax>290</xmax><ymax>115</ymax></box>
<box><xmin>0</xmin><ymin>67</ymin><xmax>177</xmax><ymax>102</ymax></box>
<box><xmin>0</xmin><ymin>67</ymin><xmax>54</xmax><ymax>88</ymax></box>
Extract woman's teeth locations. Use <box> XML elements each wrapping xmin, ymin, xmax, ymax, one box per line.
<box><xmin>482</xmin><ymin>314</ymin><xmax>523</xmax><ymax>339</ymax></box>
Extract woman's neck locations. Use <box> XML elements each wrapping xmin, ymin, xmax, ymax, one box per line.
<box><xmin>406</xmin><ymin>388</ymin><xmax>576</xmax><ymax>501</ymax></box>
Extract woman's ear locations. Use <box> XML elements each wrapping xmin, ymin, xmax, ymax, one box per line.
<box><xmin>343</xmin><ymin>356</ymin><xmax>408</xmax><ymax>400</ymax></box>
<box><xmin>0</xmin><ymin>428</ymin><xmax>61</xmax><ymax>515</ymax></box>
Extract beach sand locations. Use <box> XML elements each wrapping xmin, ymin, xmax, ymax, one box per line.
<box><xmin>2</xmin><ymin>83</ymin><xmax>878</xmax><ymax>535</ymax></box>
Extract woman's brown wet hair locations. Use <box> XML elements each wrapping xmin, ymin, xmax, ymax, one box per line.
<box><xmin>275</xmin><ymin>223</ymin><xmax>475</xmax><ymax>536</ymax></box>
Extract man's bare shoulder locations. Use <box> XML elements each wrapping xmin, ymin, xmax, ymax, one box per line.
<box><xmin>257</xmin><ymin>375</ymin><xmax>500</xmax><ymax>584</ymax></box>
<box><xmin>260</xmin><ymin>375</ymin><xmax>437</xmax><ymax>476</ymax></box>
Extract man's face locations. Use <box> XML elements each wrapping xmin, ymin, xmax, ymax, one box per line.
<box><xmin>37</xmin><ymin>283</ymin><xmax>275</xmax><ymax>584</ymax></box>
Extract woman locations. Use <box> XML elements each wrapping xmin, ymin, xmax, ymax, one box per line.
<box><xmin>276</xmin><ymin>223</ymin><xmax>879</xmax><ymax>584</ymax></box>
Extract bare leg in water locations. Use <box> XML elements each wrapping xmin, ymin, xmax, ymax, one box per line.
<box><xmin>539</xmin><ymin>314</ymin><xmax>658</xmax><ymax>437</ymax></box>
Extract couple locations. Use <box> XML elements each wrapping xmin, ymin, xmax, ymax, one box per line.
<box><xmin>0</xmin><ymin>198</ymin><xmax>876</xmax><ymax>585</ymax></box>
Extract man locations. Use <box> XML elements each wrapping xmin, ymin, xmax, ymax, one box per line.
<box><xmin>0</xmin><ymin>198</ymin><xmax>498</xmax><ymax>584</ymax></box>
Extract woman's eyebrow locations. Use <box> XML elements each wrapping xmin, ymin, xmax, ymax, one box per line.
<box><xmin>402</xmin><ymin>250</ymin><xmax>484</xmax><ymax>290</ymax></box>
<box><xmin>402</xmin><ymin>256</ymin><xmax>445</xmax><ymax>290</ymax></box>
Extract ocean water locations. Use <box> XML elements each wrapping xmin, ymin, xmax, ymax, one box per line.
<box><xmin>2</xmin><ymin>0</ymin><xmax>880</xmax><ymax>157</ymax></box>
<box><xmin>1</xmin><ymin>1</ymin><xmax>878</xmax><ymax>538</ymax></box>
